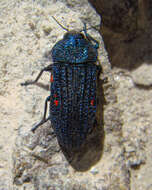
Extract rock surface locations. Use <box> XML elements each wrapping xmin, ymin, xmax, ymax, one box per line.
<box><xmin>0</xmin><ymin>0</ymin><xmax>151</xmax><ymax>190</ymax></box>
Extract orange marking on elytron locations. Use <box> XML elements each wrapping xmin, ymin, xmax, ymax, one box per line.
<box><xmin>50</xmin><ymin>75</ymin><xmax>53</xmax><ymax>82</ymax></box>
<box><xmin>90</xmin><ymin>100</ymin><xmax>94</xmax><ymax>106</ymax></box>
<box><xmin>54</xmin><ymin>100</ymin><xmax>59</xmax><ymax>106</ymax></box>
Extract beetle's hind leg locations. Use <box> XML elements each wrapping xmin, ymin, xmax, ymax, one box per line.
<box><xmin>21</xmin><ymin>65</ymin><xmax>53</xmax><ymax>86</ymax></box>
<box><xmin>31</xmin><ymin>96</ymin><xmax>50</xmax><ymax>132</ymax></box>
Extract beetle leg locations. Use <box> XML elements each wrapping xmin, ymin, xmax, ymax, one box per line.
<box><xmin>21</xmin><ymin>65</ymin><xmax>53</xmax><ymax>86</ymax></box>
<box><xmin>83</xmin><ymin>23</ymin><xmax>99</xmax><ymax>49</ymax></box>
<box><xmin>31</xmin><ymin>96</ymin><xmax>50</xmax><ymax>132</ymax></box>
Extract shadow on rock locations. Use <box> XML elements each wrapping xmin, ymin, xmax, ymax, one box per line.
<box><xmin>89</xmin><ymin>0</ymin><xmax>152</xmax><ymax>71</ymax></box>
<box><xmin>102</xmin><ymin>28</ymin><xmax>152</xmax><ymax>71</ymax></box>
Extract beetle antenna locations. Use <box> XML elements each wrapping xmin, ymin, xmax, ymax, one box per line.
<box><xmin>52</xmin><ymin>16</ymin><xmax>69</xmax><ymax>31</ymax></box>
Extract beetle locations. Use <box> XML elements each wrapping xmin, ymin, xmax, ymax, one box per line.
<box><xmin>21</xmin><ymin>17</ymin><xmax>101</xmax><ymax>149</ymax></box>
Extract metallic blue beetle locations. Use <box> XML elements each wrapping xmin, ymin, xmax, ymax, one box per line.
<box><xmin>21</xmin><ymin>19</ymin><xmax>100</xmax><ymax>149</ymax></box>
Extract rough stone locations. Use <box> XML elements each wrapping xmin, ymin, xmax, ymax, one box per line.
<box><xmin>0</xmin><ymin>0</ymin><xmax>151</xmax><ymax>190</ymax></box>
<box><xmin>9</xmin><ymin>1</ymin><xmax>127</xmax><ymax>190</ymax></box>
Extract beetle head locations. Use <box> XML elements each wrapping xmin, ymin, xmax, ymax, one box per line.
<box><xmin>63</xmin><ymin>31</ymin><xmax>85</xmax><ymax>40</ymax></box>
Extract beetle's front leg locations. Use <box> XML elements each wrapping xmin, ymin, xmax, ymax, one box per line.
<box><xmin>31</xmin><ymin>96</ymin><xmax>50</xmax><ymax>132</ymax></box>
<box><xmin>21</xmin><ymin>65</ymin><xmax>53</xmax><ymax>86</ymax></box>
<box><xmin>83</xmin><ymin>23</ymin><xmax>99</xmax><ymax>49</ymax></box>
